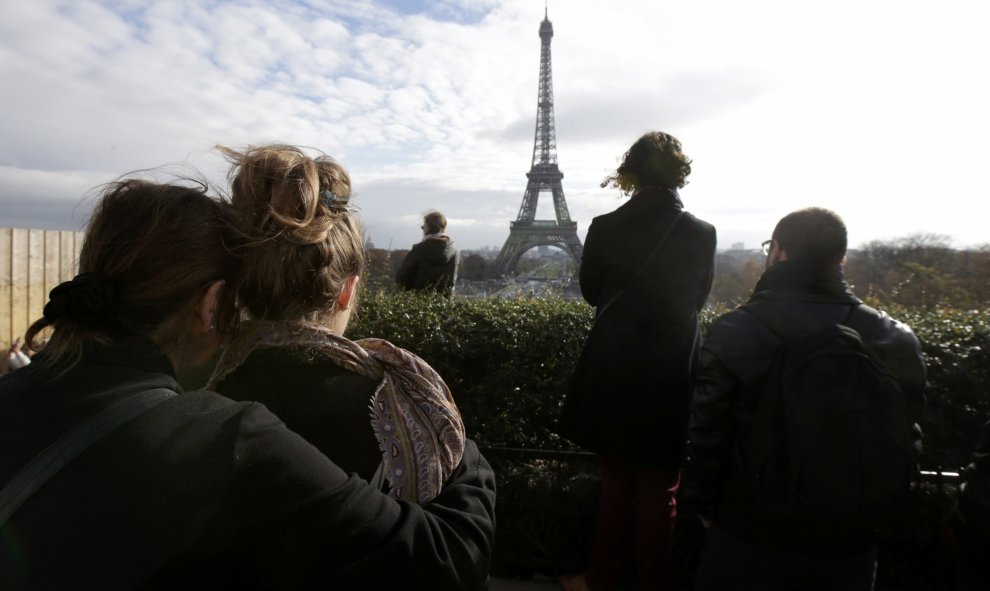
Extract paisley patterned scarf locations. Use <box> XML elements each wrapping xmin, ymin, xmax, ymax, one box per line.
<box><xmin>207</xmin><ymin>321</ymin><xmax>465</xmax><ymax>504</ymax></box>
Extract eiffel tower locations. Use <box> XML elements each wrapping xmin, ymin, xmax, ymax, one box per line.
<box><xmin>494</xmin><ymin>7</ymin><xmax>582</xmax><ymax>276</ymax></box>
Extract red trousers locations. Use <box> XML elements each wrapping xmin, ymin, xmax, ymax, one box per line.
<box><xmin>585</xmin><ymin>458</ymin><xmax>680</xmax><ymax>591</ymax></box>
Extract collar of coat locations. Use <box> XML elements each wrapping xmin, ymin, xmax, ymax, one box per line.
<box><xmin>630</xmin><ymin>186</ymin><xmax>684</xmax><ymax>209</ymax></box>
<box><xmin>749</xmin><ymin>259</ymin><xmax>860</xmax><ymax>304</ymax></box>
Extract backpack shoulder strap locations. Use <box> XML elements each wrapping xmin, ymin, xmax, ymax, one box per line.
<box><xmin>0</xmin><ymin>387</ymin><xmax>176</xmax><ymax>527</ymax></box>
<box><xmin>594</xmin><ymin>210</ymin><xmax>684</xmax><ymax>321</ymax></box>
<box><xmin>841</xmin><ymin>303</ymin><xmax>880</xmax><ymax>340</ymax></box>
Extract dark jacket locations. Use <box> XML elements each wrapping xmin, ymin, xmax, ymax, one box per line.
<box><xmin>560</xmin><ymin>187</ymin><xmax>717</xmax><ymax>468</ymax></box>
<box><xmin>396</xmin><ymin>237</ymin><xmax>459</xmax><ymax>296</ymax></box>
<box><xmin>0</xmin><ymin>339</ymin><xmax>495</xmax><ymax>590</ymax></box>
<box><xmin>952</xmin><ymin>419</ymin><xmax>990</xmax><ymax>590</ymax></box>
<box><xmin>214</xmin><ymin>346</ymin><xmax>383</xmax><ymax>482</ymax></box>
<box><xmin>681</xmin><ymin>260</ymin><xmax>926</xmax><ymax>551</ymax></box>
<box><xmin>956</xmin><ymin>420</ymin><xmax>990</xmax><ymax>538</ymax></box>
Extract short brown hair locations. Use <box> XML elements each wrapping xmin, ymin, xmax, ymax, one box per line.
<box><xmin>26</xmin><ymin>179</ymin><xmax>238</xmax><ymax>369</ymax></box>
<box><xmin>422</xmin><ymin>210</ymin><xmax>447</xmax><ymax>234</ymax></box>
<box><xmin>772</xmin><ymin>207</ymin><xmax>848</xmax><ymax>266</ymax></box>
<box><xmin>601</xmin><ymin>131</ymin><xmax>692</xmax><ymax>192</ymax></box>
<box><xmin>220</xmin><ymin>144</ymin><xmax>364</xmax><ymax>321</ymax></box>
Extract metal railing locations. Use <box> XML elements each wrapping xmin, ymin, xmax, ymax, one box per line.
<box><xmin>480</xmin><ymin>446</ymin><xmax>964</xmax><ymax>487</ymax></box>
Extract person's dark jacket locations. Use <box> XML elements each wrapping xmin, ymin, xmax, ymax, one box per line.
<box><xmin>956</xmin><ymin>420</ymin><xmax>990</xmax><ymax>537</ymax></box>
<box><xmin>681</xmin><ymin>259</ymin><xmax>926</xmax><ymax>551</ymax></box>
<box><xmin>559</xmin><ymin>187</ymin><xmax>717</xmax><ymax>469</ymax></box>
<box><xmin>0</xmin><ymin>339</ymin><xmax>495</xmax><ymax>590</ymax></box>
<box><xmin>396</xmin><ymin>237</ymin><xmax>459</xmax><ymax>296</ymax></box>
<box><xmin>951</xmin><ymin>419</ymin><xmax>990</xmax><ymax>590</ymax></box>
<box><xmin>214</xmin><ymin>346</ymin><xmax>383</xmax><ymax>482</ymax></box>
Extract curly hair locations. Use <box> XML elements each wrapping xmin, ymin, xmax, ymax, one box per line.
<box><xmin>601</xmin><ymin>131</ymin><xmax>692</xmax><ymax>192</ymax></box>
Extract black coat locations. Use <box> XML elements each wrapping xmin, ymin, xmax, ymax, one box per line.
<box><xmin>681</xmin><ymin>260</ymin><xmax>926</xmax><ymax>550</ymax></box>
<box><xmin>560</xmin><ymin>187</ymin><xmax>717</xmax><ymax>468</ymax></box>
<box><xmin>953</xmin><ymin>419</ymin><xmax>990</xmax><ymax>590</ymax></box>
<box><xmin>957</xmin><ymin>420</ymin><xmax>990</xmax><ymax>538</ymax></box>
<box><xmin>396</xmin><ymin>237</ymin><xmax>459</xmax><ymax>296</ymax></box>
<box><xmin>0</xmin><ymin>339</ymin><xmax>495</xmax><ymax>590</ymax></box>
<box><xmin>214</xmin><ymin>346</ymin><xmax>383</xmax><ymax>482</ymax></box>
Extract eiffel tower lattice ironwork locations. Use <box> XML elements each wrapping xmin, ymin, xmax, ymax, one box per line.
<box><xmin>494</xmin><ymin>8</ymin><xmax>582</xmax><ymax>276</ymax></box>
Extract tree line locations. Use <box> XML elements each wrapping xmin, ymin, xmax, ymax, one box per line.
<box><xmin>365</xmin><ymin>235</ymin><xmax>990</xmax><ymax>309</ymax></box>
<box><xmin>709</xmin><ymin>234</ymin><xmax>990</xmax><ymax>308</ymax></box>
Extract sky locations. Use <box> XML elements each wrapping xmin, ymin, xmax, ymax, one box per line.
<box><xmin>1</xmin><ymin>0</ymin><xmax>988</xmax><ymax>252</ymax></box>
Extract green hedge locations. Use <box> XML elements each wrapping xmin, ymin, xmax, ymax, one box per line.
<box><xmin>350</xmin><ymin>293</ymin><xmax>986</xmax><ymax>583</ymax></box>
<box><xmin>349</xmin><ymin>291</ymin><xmax>593</xmax><ymax>450</ymax></box>
<box><xmin>884</xmin><ymin>305</ymin><xmax>990</xmax><ymax>470</ymax></box>
<box><xmin>350</xmin><ymin>293</ymin><xmax>989</xmax><ymax>470</ymax></box>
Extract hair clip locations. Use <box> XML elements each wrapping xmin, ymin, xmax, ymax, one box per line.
<box><xmin>320</xmin><ymin>190</ymin><xmax>348</xmax><ymax>210</ymax></box>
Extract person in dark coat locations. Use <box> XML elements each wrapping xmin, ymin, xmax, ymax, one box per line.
<box><xmin>559</xmin><ymin>131</ymin><xmax>717</xmax><ymax>591</ymax></box>
<box><xmin>948</xmin><ymin>419</ymin><xmax>990</xmax><ymax>590</ymax></box>
<box><xmin>0</xmin><ymin>178</ymin><xmax>495</xmax><ymax>590</ymax></box>
<box><xmin>210</xmin><ymin>145</ymin><xmax>465</xmax><ymax>505</ymax></box>
<box><xmin>682</xmin><ymin>207</ymin><xmax>925</xmax><ymax>590</ymax></box>
<box><xmin>396</xmin><ymin>210</ymin><xmax>460</xmax><ymax>297</ymax></box>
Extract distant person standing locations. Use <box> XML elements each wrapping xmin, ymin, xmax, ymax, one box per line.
<box><xmin>559</xmin><ymin>131</ymin><xmax>717</xmax><ymax>591</ymax></box>
<box><xmin>396</xmin><ymin>210</ymin><xmax>460</xmax><ymax>297</ymax></box>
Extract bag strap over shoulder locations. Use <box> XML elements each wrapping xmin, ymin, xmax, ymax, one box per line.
<box><xmin>0</xmin><ymin>387</ymin><xmax>176</xmax><ymax>527</ymax></box>
<box><xmin>594</xmin><ymin>210</ymin><xmax>684</xmax><ymax>321</ymax></box>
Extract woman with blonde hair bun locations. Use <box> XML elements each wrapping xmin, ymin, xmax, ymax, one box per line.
<box><xmin>210</xmin><ymin>144</ymin><xmax>466</xmax><ymax>504</ymax></box>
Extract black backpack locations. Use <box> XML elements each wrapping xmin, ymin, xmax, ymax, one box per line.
<box><xmin>739</xmin><ymin>305</ymin><xmax>916</xmax><ymax>535</ymax></box>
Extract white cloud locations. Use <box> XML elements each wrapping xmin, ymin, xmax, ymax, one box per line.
<box><xmin>1</xmin><ymin>0</ymin><xmax>988</xmax><ymax>252</ymax></box>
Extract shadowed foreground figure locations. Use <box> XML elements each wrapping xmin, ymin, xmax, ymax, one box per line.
<box><xmin>559</xmin><ymin>131</ymin><xmax>716</xmax><ymax>591</ymax></box>
<box><xmin>0</xmin><ymin>178</ymin><xmax>494</xmax><ymax>590</ymax></box>
<box><xmin>682</xmin><ymin>207</ymin><xmax>925</xmax><ymax>591</ymax></box>
<box><xmin>948</xmin><ymin>418</ymin><xmax>990</xmax><ymax>590</ymax></box>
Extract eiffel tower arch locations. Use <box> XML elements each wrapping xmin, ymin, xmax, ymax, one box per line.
<box><xmin>495</xmin><ymin>8</ymin><xmax>583</xmax><ymax>277</ymax></box>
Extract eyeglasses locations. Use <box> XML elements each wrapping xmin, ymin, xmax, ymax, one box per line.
<box><xmin>761</xmin><ymin>239</ymin><xmax>774</xmax><ymax>255</ymax></box>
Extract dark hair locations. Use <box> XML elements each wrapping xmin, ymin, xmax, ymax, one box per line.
<box><xmin>26</xmin><ymin>180</ymin><xmax>239</xmax><ymax>369</ymax></box>
<box><xmin>601</xmin><ymin>131</ymin><xmax>692</xmax><ymax>192</ymax></box>
<box><xmin>772</xmin><ymin>207</ymin><xmax>848</xmax><ymax>266</ymax></box>
<box><xmin>220</xmin><ymin>144</ymin><xmax>364</xmax><ymax>322</ymax></box>
<box><xmin>423</xmin><ymin>210</ymin><xmax>447</xmax><ymax>234</ymax></box>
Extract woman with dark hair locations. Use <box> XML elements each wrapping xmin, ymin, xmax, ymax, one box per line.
<box><xmin>0</xmin><ymin>178</ymin><xmax>494</xmax><ymax>590</ymax></box>
<box><xmin>559</xmin><ymin>131</ymin><xmax>717</xmax><ymax>591</ymax></box>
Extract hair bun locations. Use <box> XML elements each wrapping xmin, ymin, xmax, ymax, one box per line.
<box><xmin>43</xmin><ymin>272</ymin><xmax>118</xmax><ymax>328</ymax></box>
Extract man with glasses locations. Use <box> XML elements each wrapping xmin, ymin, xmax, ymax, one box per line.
<box><xmin>682</xmin><ymin>207</ymin><xmax>926</xmax><ymax>590</ymax></box>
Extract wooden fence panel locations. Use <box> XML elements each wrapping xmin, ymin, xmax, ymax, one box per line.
<box><xmin>44</xmin><ymin>231</ymin><xmax>61</xmax><ymax>311</ymax></box>
<box><xmin>27</xmin><ymin>230</ymin><xmax>45</xmax><ymax>339</ymax></box>
<box><xmin>0</xmin><ymin>229</ymin><xmax>11</xmax><ymax>348</ymax></box>
<box><xmin>0</xmin><ymin>228</ymin><xmax>84</xmax><ymax>349</ymax></box>
<box><xmin>9</xmin><ymin>229</ymin><xmax>29</xmax><ymax>346</ymax></box>
<box><xmin>60</xmin><ymin>231</ymin><xmax>76</xmax><ymax>283</ymax></box>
